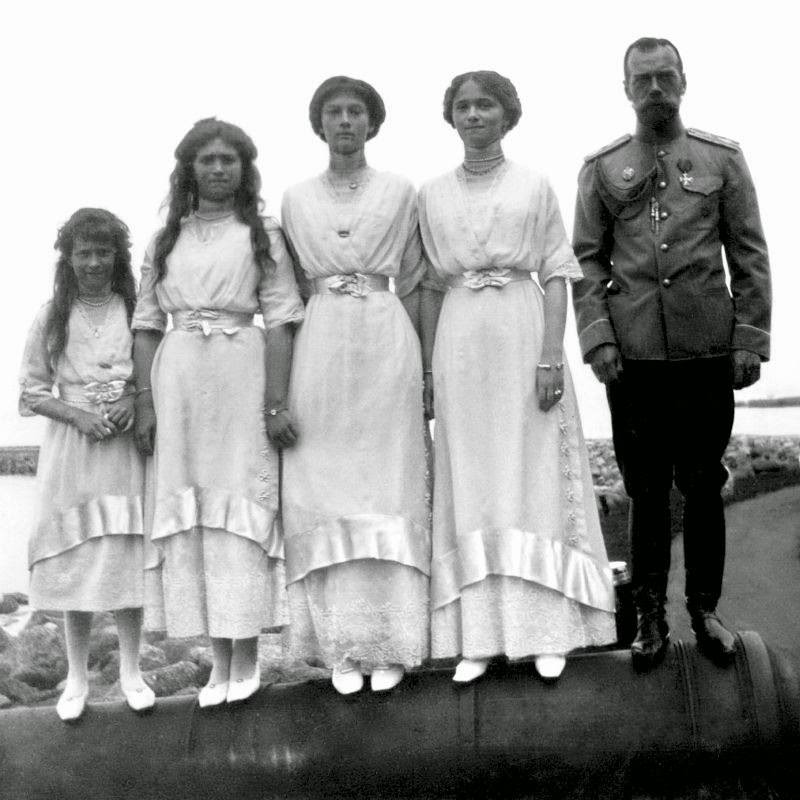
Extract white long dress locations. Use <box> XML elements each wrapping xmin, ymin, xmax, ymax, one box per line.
<box><xmin>419</xmin><ymin>162</ymin><xmax>617</xmax><ymax>659</ymax></box>
<box><xmin>132</xmin><ymin>215</ymin><xmax>304</xmax><ymax>639</ymax></box>
<box><xmin>20</xmin><ymin>298</ymin><xmax>145</xmax><ymax>611</ymax></box>
<box><xmin>281</xmin><ymin>169</ymin><xmax>430</xmax><ymax>671</ymax></box>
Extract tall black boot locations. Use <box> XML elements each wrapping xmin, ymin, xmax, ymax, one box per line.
<box><xmin>687</xmin><ymin>599</ymin><xmax>736</xmax><ymax>666</ymax></box>
<box><xmin>630</xmin><ymin>590</ymin><xmax>669</xmax><ymax>672</ymax></box>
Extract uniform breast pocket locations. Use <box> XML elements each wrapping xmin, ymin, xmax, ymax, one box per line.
<box><xmin>679</xmin><ymin>175</ymin><xmax>723</xmax><ymax>229</ymax></box>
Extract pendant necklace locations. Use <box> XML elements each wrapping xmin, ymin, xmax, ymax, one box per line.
<box><xmin>77</xmin><ymin>294</ymin><xmax>113</xmax><ymax>338</ymax></box>
<box><xmin>325</xmin><ymin>166</ymin><xmax>372</xmax><ymax>200</ymax></box>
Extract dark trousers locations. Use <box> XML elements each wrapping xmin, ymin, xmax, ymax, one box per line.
<box><xmin>607</xmin><ymin>357</ymin><xmax>734</xmax><ymax>612</ymax></box>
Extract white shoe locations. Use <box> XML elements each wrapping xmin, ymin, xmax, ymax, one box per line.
<box><xmin>198</xmin><ymin>680</ymin><xmax>229</xmax><ymax>708</ymax></box>
<box><xmin>370</xmin><ymin>665</ymin><xmax>404</xmax><ymax>692</ymax></box>
<box><xmin>121</xmin><ymin>679</ymin><xmax>156</xmax><ymax>714</ymax></box>
<box><xmin>56</xmin><ymin>688</ymin><xmax>88</xmax><ymax>722</ymax></box>
<box><xmin>227</xmin><ymin>667</ymin><xmax>260</xmax><ymax>704</ymax></box>
<box><xmin>534</xmin><ymin>654</ymin><xmax>566</xmax><ymax>681</ymax></box>
<box><xmin>453</xmin><ymin>658</ymin><xmax>489</xmax><ymax>684</ymax></box>
<box><xmin>332</xmin><ymin>664</ymin><xmax>364</xmax><ymax>695</ymax></box>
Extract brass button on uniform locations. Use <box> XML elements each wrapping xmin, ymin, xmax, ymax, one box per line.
<box><xmin>658</xmin><ymin>180</ymin><xmax>667</xmax><ymax>189</ymax></box>
<box><xmin>660</xmin><ymin>211</ymin><xmax>669</xmax><ymax>220</ymax></box>
<box><xmin>660</xmin><ymin>243</ymin><xmax>669</xmax><ymax>252</ymax></box>
<box><xmin>337</xmin><ymin>230</ymin><xmax>350</xmax><ymax>238</ymax></box>
<box><xmin>657</xmin><ymin>150</ymin><xmax>666</xmax><ymax>157</ymax></box>
<box><xmin>662</xmin><ymin>278</ymin><xmax>672</xmax><ymax>287</ymax></box>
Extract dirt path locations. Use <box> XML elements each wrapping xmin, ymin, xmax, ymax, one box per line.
<box><xmin>665</xmin><ymin>484</ymin><xmax>800</xmax><ymax>666</ymax></box>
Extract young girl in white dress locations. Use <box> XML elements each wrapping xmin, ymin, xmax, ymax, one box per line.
<box><xmin>419</xmin><ymin>72</ymin><xmax>617</xmax><ymax>684</ymax></box>
<box><xmin>20</xmin><ymin>208</ymin><xmax>152</xmax><ymax>721</ymax></box>
<box><xmin>133</xmin><ymin>119</ymin><xmax>304</xmax><ymax>707</ymax></box>
<box><xmin>281</xmin><ymin>77</ymin><xmax>431</xmax><ymax>694</ymax></box>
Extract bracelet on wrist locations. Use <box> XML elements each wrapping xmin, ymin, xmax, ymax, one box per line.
<box><xmin>135</xmin><ymin>387</ymin><xmax>152</xmax><ymax>397</ymax></box>
<box><xmin>267</xmin><ymin>406</ymin><xmax>287</xmax><ymax>417</ymax></box>
<box><xmin>537</xmin><ymin>362</ymin><xmax>564</xmax><ymax>371</ymax></box>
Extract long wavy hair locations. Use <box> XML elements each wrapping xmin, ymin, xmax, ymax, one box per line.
<box><xmin>153</xmin><ymin>118</ymin><xmax>272</xmax><ymax>280</ymax></box>
<box><xmin>45</xmin><ymin>208</ymin><xmax>136</xmax><ymax>366</ymax></box>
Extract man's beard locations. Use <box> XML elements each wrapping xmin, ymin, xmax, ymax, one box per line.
<box><xmin>638</xmin><ymin>101</ymin><xmax>679</xmax><ymax>128</ymax></box>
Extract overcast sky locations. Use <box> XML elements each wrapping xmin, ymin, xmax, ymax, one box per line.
<box><xmin>2</xmin><ymin>0</ymin><xmax>796</xmax><ymax>445</ymax></box>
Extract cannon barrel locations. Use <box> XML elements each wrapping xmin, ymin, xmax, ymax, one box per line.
<box><xmin>1</xmin><ymin>631</ymin><xmax>797</xmax><ymax>799</ymax></box>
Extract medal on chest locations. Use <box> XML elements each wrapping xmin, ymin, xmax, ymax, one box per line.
<box><xmin>677</xmin><ymin>158</ymin><xmax>694</xmax><ymax>188</ymax></box>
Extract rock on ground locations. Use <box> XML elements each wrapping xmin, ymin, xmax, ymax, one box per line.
<box><xmin>13</xmin><ymin>622</ymin><xmax>67</xmax><ymax>690</ymax></box>
<box><xmin>0</xmin><ymin>595</ymin><xmax>20</xmax><ymax>615</ymax></box>
<box><xmin>160</xmin><ymin>635</ymin><xmax>208</xmax><ymax>664</ymax></box>
<box><xmin>88</xmin><ymin>625</ymin><xmax>119</xmax><ymax>668</ymax></box>
<box><xmin>143</xmin><ymin>661</ymin><xmax>202</xmax><ymax>697</ymax></box>
<box><xmin>0</xmin><ymin>675</ymin><xmax>44</xmax><ymax>705</ymax></box>
<box><xmin>188</xmin><ymin>645</ymin><xmax>213</xmax><ymax>685</ymax></box>
<box><xmin>138</xmin><ymin>643</ymin><xmax>168</xmax><ymax>672</ymax></box>
<box><xmin>258</xmin><ymin>633</ymin><xmax>330</xmax><ymax>684</ymax></box>
<box><xmin>0</xmin><ymin>627</ymin><xmax>18</xmax><ymax>679</ymax></box>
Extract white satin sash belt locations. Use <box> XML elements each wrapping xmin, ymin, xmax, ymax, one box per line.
<box><xmin>449</xmin><ymin>267</ymin><xmax>531</xmax><ymax>290</ymax></box>
<box><xmin>59</xmin><ymin>379</ymin><xmax>132</xmax><ymax>405</ymax></box>
<box><xmin>173</xmin><ymin>309</ymin><xmax>254</xmax><ymax>336</ymax></box>
<box><xmin>312</xmin><ymin>273</ymin><xmax>390</xmax><ymax>298</ymax></box>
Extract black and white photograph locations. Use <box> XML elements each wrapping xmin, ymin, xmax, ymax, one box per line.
<box><xmin>0</xmin><ymin>1</ymin><xmax>797</xmax><ymax>797</ymax></box>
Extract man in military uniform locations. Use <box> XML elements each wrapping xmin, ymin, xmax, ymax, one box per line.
<box><xmin>572</xmin><ymin>37</ymin><xmax>771</xmax><ymax>670</ymax></box>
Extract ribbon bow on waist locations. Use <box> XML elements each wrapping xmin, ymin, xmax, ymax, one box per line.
<box><xmin>327</xmin><ymin>273</ymin><xmax>372</xmax><ymax>298</ymax></box>
<box><xmin>174</xmin><ymin>309</ymin><xmax>251</xmax><ymax>336</ymax></box>
<box><xmin>83</xmin><ymin>380</ymin><xmax>128</xmax><ymax>405</ymax></box>
<box><xmin>462</xmin><ymin>267</ymin><xmax>516</xmax><ymax>290</ymax></box>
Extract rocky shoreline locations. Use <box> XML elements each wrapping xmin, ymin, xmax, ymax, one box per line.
<box><xmin>1</xmin><ymin>435</ymin><xmax>798</xmax><ymax>711</ymax></box>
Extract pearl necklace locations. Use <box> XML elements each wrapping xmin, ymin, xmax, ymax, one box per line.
<box><xmin>462</xmin><ymin>154</ymin><xmax>506</xmax><ymax>175</ymax></box>
<box><xmin>78</xmin><ymin>293</ymin><xmax>114</xmax><ymax>307</ymax></box>
<box><xmin>194</xmin><ymin>210</ymin><xmax>234</xmax><ymax>222</ymax></box>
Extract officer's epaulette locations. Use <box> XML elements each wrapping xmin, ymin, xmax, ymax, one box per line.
<box><xmin>583</xmin><ymin>134</ymin><xmax>632</xmax><ymax>163</ymax></box>
<box><xmin>686</xmin><ymin>128</ymin><xmax>740</xmax><ymax>151</ymax></box>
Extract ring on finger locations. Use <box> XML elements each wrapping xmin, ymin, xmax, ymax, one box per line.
<box><xmin>553</xmin><ymin>388</ymin><xmax>563</xmax><ymax>397</ymax></box>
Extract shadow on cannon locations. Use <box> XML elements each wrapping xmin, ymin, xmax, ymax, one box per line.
<box><xmin>1</xmin><ymin>631</ymin><xmax>798</xmax><ymax>799</ymax></box>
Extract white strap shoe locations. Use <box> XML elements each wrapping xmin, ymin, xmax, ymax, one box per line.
<box><xmin>370</xmin><ymin>665</ymin><xmax>404</xmax><ymax>692</ymax></box>
<box><xmin>227</xmin><ymin>667</ymin><xmax>260</xmax><ymax>704</ymax></box>
<box><xmin>453</xmin><ymin>658</ymin><xmax>489</xmax><ymax>684</ymax></box>
<box><xmin>534</xmin><ymin>654</ymin><xmax>566</xmax><ymax>681</ymax></box>
<box><xmin>122</xmin><ymin>679</ymin><xmax>156</xmax><ymax>714</ymax></box>
<box><xmin>332</xmin><ymin>664</ymin><xmax>364</xmax><ymax>695</ymax></box>
<box><xmin>198</xmin><ymin>681</ymin><xmax>229</xmax><ymax>708</ymax></box>
<box><xmin>56</xmin><ymin>688</ymin><xmax>88</xmax><ymax>723</ymax></box>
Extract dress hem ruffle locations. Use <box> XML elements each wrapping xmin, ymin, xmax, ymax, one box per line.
<box><xmin>431</xmin><ymin>526</ymin><xmax>616</xmax><ymax>613</ymax></box>
<box><xmin>28</xmin><ymin>494</ymin><xmax>143</xmax><ymax>567</ymax></box>
<box><xmin>150</xmin><ymin>486</ymin><xmax>282</xmax><ymax>560</ymax></box>
<box><xmin>284</xmin><ymin>513</ymin><xmax>431</xmax><ymax>584</ymax></box>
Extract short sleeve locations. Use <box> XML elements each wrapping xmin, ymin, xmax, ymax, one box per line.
<box><xmin>131</xmin><ymin>234</ymin><xmax>168</xmax><ymax>333</ymax></box>
<box><xmin>416</xmin><ymin>184</ymin><xmax>448</xmax><ymax>293</ymax></box>
<box><xmin>19</xmin><ymin>304</ymin><xmax>55</xmax><ymax>417</ymax></box>
<box><xmin>259</xmin><ymin>218</ymin><xmax>305</xmax><ymax>330</ymax></box>
<box><xmin>394</xmin><ymin>198</ymin><xmax>427</xmax><ymax>299</ymax></box>
<box><xmin>538</xmin><ymin>180</ymin><xmax>584</xmax><ymax>285</ymax></box>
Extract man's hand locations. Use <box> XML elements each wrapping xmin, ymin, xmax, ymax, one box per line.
<box><xmin>589</xmin><ymin>344</ymin><xmax>623</xmax><ymax>384</ymax></box>
<box><xmin>732</xmin><ymin>349</ymin><xmax>761</xmax><ymax>389</ymax></box>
